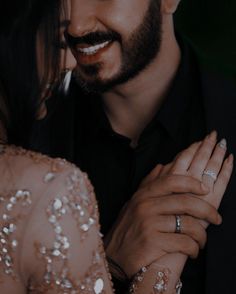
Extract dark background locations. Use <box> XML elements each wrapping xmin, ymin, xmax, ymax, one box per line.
<box><xmin>175</xmin><ymin>0</ymin><xmax>236</xmax><ymax>75</ymax></box>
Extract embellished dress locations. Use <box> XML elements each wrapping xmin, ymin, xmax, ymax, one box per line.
<box><xmin>0</xmin><ymin>145</ymin><xmax>182</xmax><ymax>294</ymax></box>
<box><xmin>0</xmin><ymin>145</ymin><xmax>113</xmax><ymax>293</ymax></box>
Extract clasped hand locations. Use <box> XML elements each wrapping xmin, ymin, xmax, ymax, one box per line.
<box><xmin>105</xmin><ymin>131</ymin><xmax>233</xmax><ymax>278</ymax></box>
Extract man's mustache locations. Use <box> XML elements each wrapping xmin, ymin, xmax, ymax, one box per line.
<box><xmin>64</xmin><ymin>30</ymin><xmax>121</xmax><ymax>48</ymax></box>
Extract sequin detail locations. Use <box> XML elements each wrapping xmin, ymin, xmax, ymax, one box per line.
<box><xmin>130</xmin><ymin>265</ymin><xmax>181</xmax><ymax>294</ymax></box>
<box><xmin>0</xmin><ymin>146</ymin><xmax>112</xmax><ymax>293</ymax></box>
<box><xmin>0</xmin><ymin>189</ymin><xmax>32</xmax><ymax>280</ymax></box>
<box><xmin>67</xmin><ymin>170</ymin><xmax>97</xmax><ymax>239</ymax></box>
<box><xmin>30</xmin><ymin>169</ymin><xmax>106</xmax><ymax>293</ymax></box>
<box><xmin>29</xmin><ymin>250</ymin><xmax>106</xmax><ymax>293</ymax></box>
<box><xmin>153</xmin><ymin>269</ymin><xmax>170</xmax><ymax>293</ymax></box>
<box><xmin>44</xmin><ymin>172</ymin><xmax>56</xmax><ymax>183</ymax></box>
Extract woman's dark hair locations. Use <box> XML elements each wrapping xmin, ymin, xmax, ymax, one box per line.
<box><xmin>0</xmin><ymin>0</ymin><xmax>65</xmax><ymax>147</ymax></box>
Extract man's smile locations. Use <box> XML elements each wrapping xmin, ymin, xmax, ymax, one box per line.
<box><xmin>72</xmin><ymin>40</ymin><xmax>115</xmax><ymax>66</ymax></box>
<box><xmin>77</xmin><ymin>41</ymin><xmax>111</xmax><ymax>56</ymax></box>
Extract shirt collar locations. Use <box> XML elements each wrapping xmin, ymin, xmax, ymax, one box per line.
<box><xmin>73</xmin><ymin>36</ymin><xmax>202</xmax><ymax>143</ymax></box>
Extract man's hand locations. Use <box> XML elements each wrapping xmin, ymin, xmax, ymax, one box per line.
<box><xmin>105</xmin><ymin>131</ymin><xmax>233</xmax><ymax>278</ymax></box>
<box><xmin>105</xmin><ymin>173</ymin><xmax>221</xmax><ymax>278</ymax></box>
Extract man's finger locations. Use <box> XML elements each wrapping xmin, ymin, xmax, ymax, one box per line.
<box><xmin>154</xmin><ymin>194</ymin><xmax>222</xmax><ymax>225</ymax></box>
<box><xmin>146</xmin><ymin>174</ymin><xmax>209</xmax><ymax>197</ymax></box>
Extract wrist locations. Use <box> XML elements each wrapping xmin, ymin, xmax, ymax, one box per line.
<box><xmin>129</xmin><ymin>263</ymin><xmax>182</xmax><ymax>294</ymax></box>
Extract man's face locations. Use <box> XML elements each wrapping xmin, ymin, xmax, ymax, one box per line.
<box><xmin>67</xmin><ymin>0</ymin><xmax>162</xmax><ymax>92</ymax></box>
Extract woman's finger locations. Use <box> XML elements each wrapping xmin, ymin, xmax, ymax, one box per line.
<box><xmin>160</xmin><ymin>162</ymin><xmax>174</xmax><ymax>177</ymax></box>
<box><xmin>188</xmin><ymin>131</ymin><xmax>217</xmax><ymax>180</ymax></box>
<box><xmin>202</xmin><ymin>138</ymin><xmax>227</xmax><ymax>189</ymax></box>
<box><xmin>169</xmin><ymin>142</ymin><xmax>202</xmax><ymax>175</ymax></box>
<box><xmin>210</xmin><ymin>154</ymin><xmax>234</xmax><ymax>208</ymax></box>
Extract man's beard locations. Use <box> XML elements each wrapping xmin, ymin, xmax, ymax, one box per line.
<box><xmin>73</xmin><ymin>0</ymin><xmax>162</xmax><ymax>93</ymax></box>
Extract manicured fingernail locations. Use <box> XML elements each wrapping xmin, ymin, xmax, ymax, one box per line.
<box><xmin>201</xmin><ymin>183</ymin><xmax>209</xmax><ymax>193</ymax></box>
<box><xmin>227</xmin><ymin>154</ymin><xmax>234</xmax><ymax>165</ymax></box>
<box><xmin>208</xmin><ymin>130</ymin><xmax>217</xmax><ymax>141</ymax></box>
<box><xmin>218</xmin><ymin>138</ymin><xmax>227</xmax><ymax>150</ymax></box>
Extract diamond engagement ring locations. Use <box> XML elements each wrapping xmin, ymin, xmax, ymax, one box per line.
<box><xmin>175</xmin><ymin>215</ymin><xmax>181</xmax><ymax>234</ymax></box>
<box><xmin>203</xmin><ymin>169</ymin><xmax>217</xmax><ymax>181</ymax></box>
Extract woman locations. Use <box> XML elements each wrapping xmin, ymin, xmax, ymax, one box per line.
<box><xmin>0</xmin><ymin>1</ymin><xmax>113</xmax><ymax>293</ymax></box>
<box><xmin>0</xmin><ymin>1</ymin><xmax>233</xmax><ymax>293</ymax></box>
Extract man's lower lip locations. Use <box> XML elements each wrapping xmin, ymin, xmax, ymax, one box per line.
<box><xmin>73</xmin><ymin>42</ymin><xmax>113</xmax><ymax>65</ymax></box>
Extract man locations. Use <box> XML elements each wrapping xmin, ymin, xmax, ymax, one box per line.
<box><xmin>34</xmin><ymin>0</ymin><xmax>236</xmax><ymax>293</ymax></box>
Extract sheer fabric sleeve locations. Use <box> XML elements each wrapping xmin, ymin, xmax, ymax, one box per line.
<box><xmin>129</xmin><ymin>254</ymin><xmax>184</xmax><ymax>294</ymax></box>
<box><xmin>20</xmin><ymin>165</ymin><xmax>114</xmax><ymax>294</ymax></box>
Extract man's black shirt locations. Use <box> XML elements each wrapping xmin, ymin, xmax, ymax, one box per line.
<box><xmin>71</xmin><ymin>42</ymin><xmax>206</xmax><ymax>234</ymax></box>
<box><xmin>70</xmin><ymin>42</ymin><xmax>206</xmax><ymax>293</ymax></box>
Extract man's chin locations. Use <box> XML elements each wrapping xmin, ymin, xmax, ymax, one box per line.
<box><xmin>74</xmin><ymin>75</ymin><xmax>113</xmax><ymax>94</ymax></box>
<box><xmin>73</xmin><ymin>68</ymin><xmax>121</xmax><ymax>94</ymax></box>
<box><xmin>73</xmin><ymin>62</ymin><xmax>144</xmax><ymax>94</ymax></box>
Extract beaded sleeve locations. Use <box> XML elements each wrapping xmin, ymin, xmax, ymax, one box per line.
<box><xmin>129</xmin><ymin>263</ymin><xmax>182</xmax><ymax>294</ymax></box>
<box><xmin>0</xmin><ymin>146</ymin><xmax>113</xmax><ymax>293</ymax></box>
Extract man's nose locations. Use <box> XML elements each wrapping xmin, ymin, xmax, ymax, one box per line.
<box><xmin>67</xmin><ymin>0</ymin><xmax>97</xmax><ymax>37</ymax></box>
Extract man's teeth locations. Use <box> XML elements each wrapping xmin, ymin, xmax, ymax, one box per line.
<box><xmin>78</xmin><ymin>41</ymin><xmax>110</xmax><ymax>55</ymax></box>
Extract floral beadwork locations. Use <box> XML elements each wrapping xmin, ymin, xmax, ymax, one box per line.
<box><xmin>29</xmin><ymin>167</ymin><xmax>105</xmax><ymax>293</ymax></box>
<box><xmin>65</xmin><ymin>169</ymin><xmax>98</xmax><ymax>240</ymax></box>
<box><xmin>153</xmin><ymin>269</ymin><xmax>170</xmax><ymax>293</ymax></box>
<box><xmin>0</xmin><ymin>189</ymin><xmax>32</xmax><ymax>280</ymax></box>
<box><xmin>0</xmin><ymin>146</ymin><xmax>112</xmax><ymax>293</ymax></box>
<box><xmin>130</xmin><ymin>265</ymin><xmax>182</xmax><ymax>294</ymax></box>
<box><xmin>29</xmin><ymin>247</ymin><xmax>107</xmax><ymax>293</ymax></box>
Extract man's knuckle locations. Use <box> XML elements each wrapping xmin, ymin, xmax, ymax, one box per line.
<box><xmin>204</xmin><ymin>203</ymin><xmax>214</xmax><ymax>216</ymax></box>
<box><xmin>192</xmin><ymin>245</ymin><xmax>199</xmax><ymax>258</ymax></box>
<box><xmin>185</xmin><ymin>239</ymin><xmax>198</xmax><ymax>256</ymax></box>
<box><xmin>192</xmin><ymin>225</ymin><xmax>204</xmax><ymax>244</ymax></box>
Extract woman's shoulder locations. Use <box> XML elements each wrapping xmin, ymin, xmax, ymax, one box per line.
<box><xmin>0</xmin><ymin>145</ymin><xmax>94</xmax><ymax>195</ymax></box>
<box><xmin>0</xmin><ymin>144</ymin><xmax>79</xmax><ymax>175</ymax></box>
<box><xmin>0</xmin><ymin>145</ymin><xmax>103</xmax><ymax>291</ymax></box>
<box><xmin>0</xmin><ymin>145</ymin><xmax>97</xmax><ymax>218</ymax></box>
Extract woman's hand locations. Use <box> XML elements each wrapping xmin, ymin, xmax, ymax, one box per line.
<box><xmin>158</xmin><ymin>131</ymin><xmax>233</xmax><ymax>226</ymax></box>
